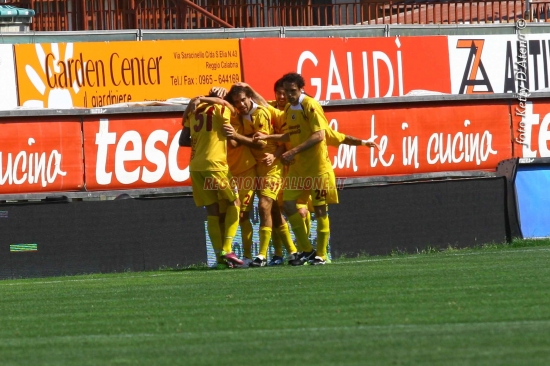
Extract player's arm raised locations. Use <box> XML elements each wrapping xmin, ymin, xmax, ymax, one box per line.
<box><xmin>223</xmin><ymin>124</ymin><xmax>266</xmax><ymax>150</ymax></box>
<box><xmin>342</xmin><ymin>135</ymin><xmax>381</xmax><ymax>150</ymax></box>
<box><xmin>235</xmin><ymin>82</ymin><xmax>269</xmax><ymax>107</ymax></box>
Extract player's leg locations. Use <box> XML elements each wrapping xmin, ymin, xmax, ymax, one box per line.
<box><xmin>251</xmin><ymin>194</ymin><xmax>273</xmax><ymax>267</ymax></box>
<box><xmin>191</xmin><ymin>171</ymin><xmax>227</xmax><ymax>267</ymax></box>
<box><xmin>283</xmin><ymin>195</ymin><xmax>315</xmax><ymax>266</ymax></box>
<box><xmin>312</xmin><ymin>204</ymin><xmax>329</xmax><ymax>265</ymax></box>
<box><xmin>250</xmin><ymin>163</ymin><xmax>281</xmax><ymax>267</ymax></box>
<box><xmin>218</xmin><ymin>200</ymin><xmax>228</xmax><ymax>265</ymax></box>
<box><xmin>204</xmin><ymin>201</ymin><xmax>226</xmax><ymax>266</ymax></box>
<box><xmin>240</xmin><ymin>211</ymin><xmax>254</xmax><ymax>267</ymax></box>
<box><xmin>270</xmin><ymin>203</ymin><xmax>284</xmax><ymax>259</ymax></box>
<box><xmin>296</xmin><ymin>195</ymin><xmax>312</xmax><ymax>237</ymax></box>
<box><xmin>235</xmin><ymin>167</ymin><xmax>256</xmax><ymax>266</ymax></box>
<box><xmin>270</xmin><ymin>204</ymin><xmax>297</xmax><ymax>265</ymax></box>
<box><xmin>310</xmin><ymin>172</ymin><xmax>339</xmax><ymax>265</ymax></box>
<box><xmin>215</xmin><ymin>170</ymin><xmax>243</xmax><ymax>266</ymax></box>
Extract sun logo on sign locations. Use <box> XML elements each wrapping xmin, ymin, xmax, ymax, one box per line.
<box><xmin>22</xmin><ymin>43</ymin><xmax>82</xmax><ymax>108</ymax></box>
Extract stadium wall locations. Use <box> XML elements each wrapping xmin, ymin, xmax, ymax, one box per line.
<box><xmin>330</xmin><ymin>177</ymin><xmax>509</xmax><ymax>257</ymax></box>
<box><xmin>0</xmin><ymin>196</ymin><xmax>206</xmax><ymax>279</ymax></box>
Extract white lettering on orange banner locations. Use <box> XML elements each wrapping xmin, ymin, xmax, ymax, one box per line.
<box><xmin>94</xmin><ymin>119</ymin><xmax>189</xmax><ymax>185</ymax></box>
<box><xmin>297</xmin><ymin>39</ymin><xmax>405</xmax><ymax>101</ymax></box>
<box><xmin>0</xmin><ymin>138</ymin><xmax>67</xmax><ymax>187</ymax></box>
<box><xmin>515</xmin><ymin>102</ymin><xmax>550</xmax><ymax>157</ymax></box>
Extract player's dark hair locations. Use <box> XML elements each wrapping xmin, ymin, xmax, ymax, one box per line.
<box><xmin>273</xmin><ymin>78</ymin><xmax>284</xmax><ymax>92</ymax></box>
<box><xmin>280</xmin><ymin>72</ymin><xmax>305</xmax><ymax>88</ymax></box>
<box><xmin>226</xmin><ymin>84</ymin><xmax>253</xmax><ymax>103</ymax></box>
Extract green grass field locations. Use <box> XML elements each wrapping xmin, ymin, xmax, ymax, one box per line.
<box><xmin>2</xmin><ymin>240</ymin><xmax>550</xmax><ymax>365</ymax></box>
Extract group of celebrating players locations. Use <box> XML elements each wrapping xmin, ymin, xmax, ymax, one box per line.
<box><xmin>179</xmin><ymin>72</ymin><xmax>379</xmax><ymax>269</ymax></box>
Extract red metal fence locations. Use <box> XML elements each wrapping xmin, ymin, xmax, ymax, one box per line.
<box><xmin>5</xmin><ymin>0</ymin><xmax>545</xmax><ymax>31</ymax></box>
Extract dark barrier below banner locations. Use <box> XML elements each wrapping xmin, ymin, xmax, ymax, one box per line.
<box><xmin>0</xmin><ymin>196</ymin><xmax>206</xmax><ymax>279</ymax></box>
<box><xmin>329</xmin><ymin>177</ymin><xmax>509</xmax><ymax>257</ymax></box>
<box><xmin>0</xmin><ymin>176</ymin><xmax>511</xmax><ymax>279</ymax></box>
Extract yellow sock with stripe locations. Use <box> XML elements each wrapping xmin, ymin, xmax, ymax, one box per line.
<box><xmin>316</xmin><ymin>214</ymin><xmax>330</xmax><ymax>260</ymax></box>
<box><xmin>222</xmin><ymin>205</ymin><xmax>240</xmax><ymax>253</ymax></box>
<box><xmin>304</xmin><ymin>210</ymin><xmax>311</xmax><ymax>237</ymax></box>
<box><xmin>288</xmin><ymin>212</ymin><xmax>313</xmax><ymax>252</ymax></box>
<box><xmin>240</xmin><ymin>219</ymin><xmax>253</xmax><ymax>259</ymax></box>
<box><xmin>271</xmin><ymin>229</ymin><xmax>284</xmax><ymax>257</ymax></box>
<box><xmin>258</xmin><ymin>226</ymin><xmax>272</xmax><ymax>258</ymax></box>
<box><xmin>275</xmin><ymin>223</ymin><xmax>297</xmax><ymax>255</ymax></box>
<box><xmin>207</xmin><ymin>216</ymin><xmax>223</xmax><ymax>262</ymax></box>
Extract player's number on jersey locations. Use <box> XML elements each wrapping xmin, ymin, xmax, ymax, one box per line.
<box><xmin>315</xmin><ymin>189</ymin><xmax>327</xmax><ymax>200</ymax></box>
<box><xmin>194</xmin><ymin>106</ymin><xmax>215</xmax><ymax>132</ymax></box>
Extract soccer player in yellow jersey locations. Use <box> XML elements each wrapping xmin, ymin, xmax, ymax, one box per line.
<box><xmin>253</xmin><ymin>73</ymin><xmax>340</xmax><ymax>265</ymax></box>
<box><xmin>179</xmin><ymin>94</ymin><xmax>243</xmax><ymax>269</ymax></box>
<box><xmin>223</xmin><ymin>84</ymin><xmax>295</xmax><ymax>267</ymax></box>
<box><xmin>203</xmin><ymin>87</ymin><xmax>261</xmax><ymax>268</ymax></box>
<box><xmin>250</xmin><ymin>77</ymin><xmax>379</xmax><ymax>265</ymax></box>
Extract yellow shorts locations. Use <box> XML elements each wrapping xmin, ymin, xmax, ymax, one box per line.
<box><xmin>296</xmin><ymin>195</ymin><xmax>314</xmax><ymax>212</ymax></box>
<box><xmin>255</xmin><ymin>160</ymin><xmax>283</xmax><ymax>201</ymax></box>
<box><xmin>234</xmin><ymin>166</ymin><xmax>256</xmax><ymax>212</ymax></box>
<box><xmin>283</xmin><ymin>170</ymin><xmax>339</xmax><ymax>206</ymax></box>
<box><xmin>190</xmin><ymin>170</ymin><xmax>238</xmax><ymax>207</ymax></box>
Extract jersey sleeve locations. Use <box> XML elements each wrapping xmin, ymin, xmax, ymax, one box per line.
<box><xmin>217</xmin><ymin>104</ymin><xmax>232</xmax><ymax>124</ymax></box>
<box><xmin>325</xmin><ymin>128</ymin><xmax>346</xmax><ymax>147</ymax></box>
<box><xmin>304</xmin><ymin>99</ymin><xmax>329</xmax><ymax>133</ymax></box>
<box><xmin>253</xmin><ymin>108</ymin><xmax>273</xmax><ymax>135</ymax></box>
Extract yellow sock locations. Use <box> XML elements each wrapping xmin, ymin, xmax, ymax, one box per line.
<box><xmin>207</xmin><ymin>216</ymin><xmax>223</xmax><ymax>262</ymax></box>
<box><xmin>222</xmin><ymin>205</ymin><xmax>240</xmax><ymax>253</ymax></box>
<box><xmin>304</xmin><ymin>211</ymin><xmax>311</xmax><ymax>237</ymax></box>
<box><xmin>258</xmin><ymin>226</ymin><xmax>272</xmax><ymax>258</ymax></box>
<box><xmin>288</xmin><ymin>212</ymin><xmax>313</xmax><ymax>252</ymax></box>
<box><xmin>275</xmin><ymin>223</ymin><xmax>297</xmax><ymax>255</ymax></box>
<box><xmin>240</xmin><ymin>218</ymin><xmax>253</xmax><ymax>259</ymax></box>
<box><xmin>316</xmin><ymin>214</ymin><xmax>330</xmax><ymax>259</ymax></box>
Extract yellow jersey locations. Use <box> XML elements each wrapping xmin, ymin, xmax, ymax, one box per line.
<box><xmin>227</xmin><ymin>114</ymin><xmax>256</xmax><ymax>176</ymax></box>
<box><xmin>240</xmin><ymin>103</ymin><xmax>278</xmax><ymax>162</ymax></box>
<box><xmin>184</xmin><ymin>102</ymin><xmax>231</xmax><ymax>172</ymax></box>
<box><xmin>283</xmin><ymin>94</ymin><xmax>333</xmax><ymax>177</ymax></box>
<box><xmin>267</xmin><ymin>102</ymin><xmax>286</xmax><ymax>134</ymax></box>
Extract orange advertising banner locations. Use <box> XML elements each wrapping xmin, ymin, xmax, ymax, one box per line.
<box><xmin>83</xmin><ymin>114</ymin><xmax>192</xmax><ymax>191</ymax></box>
<box><xmin>82</xmin><ymin>101</ymin><xmax>513</xmax><ymax>192</ymax></box>
<box><xmin>240</xmin><ymin>37</ymin><xmax>451</xmax><ymax>102</ymax></box>
<box><xmin>0</xmin><ymin>119</ymin><xmax>84</xmax><ymax>194</ymax></box>
<box><xmin>512</xmin><ymin>100</ymin><xmax>550</xmax><ymax>158</ymax></box>
<box><xmin>14</xmin><ymin>40</ymin><xmax>241</xmax><ymax>108</ymax></box>
<box><xmin>324</xmin><ymin>102</ymin><xmax>512</xmax><ymax>177</ymax></box>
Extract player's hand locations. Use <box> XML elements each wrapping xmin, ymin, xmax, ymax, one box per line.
<box><xmin>253</xmin><ymin>132</ymin><xmax>268</xmax><ymax>141</ymax></box>
<box><xmin>364</xmin><ymin>141</ymin><xmax>381</xmax><ymax>151</ymax></box>
<box><xmin>262</xmin><ymin>153</ymin><xmax>276</xmax><ymax>166</ymax></box>
<box><xmin>209</xmin><ymin>87</ymin><xmax>227</xmax><ymax>99</ymax></box>
<box><xmin>222</xmin><ymin>124</ymin><xmax>236</xmax><ymax>137</ymax></box>
<box><xmin>281</xmin><ymin>150</ymin><xmax>295</xmax><ymax>165</ymax></box>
